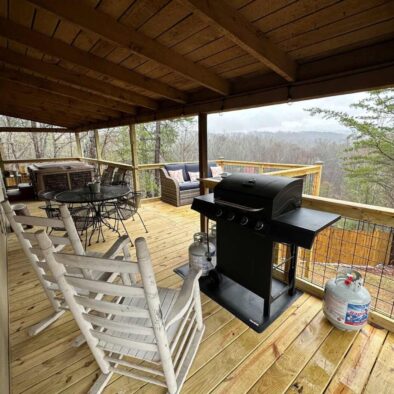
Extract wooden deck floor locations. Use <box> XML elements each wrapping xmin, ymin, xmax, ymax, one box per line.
<box><xmin>7</xmin><ymin>200</ymin><xmax>394</xmax><ymax>394</ymax></box>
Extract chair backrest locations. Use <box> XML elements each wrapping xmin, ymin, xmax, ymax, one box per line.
<box><xmin>112</xmin><ymin>168</ymin><xmax>128</xmax><ymax>185</ymax></box>
<box><xmin>1</xmin><ymin>199</ymin><xmax>87</xmax><ymax>312</ymax></box>
<box><xmin>101</xmin><ymin>166</ymin><xmax>116</xmax><ymax>185</ymax></box>
<box><xmin>34</xmin><ymin>231</ymin><xmax>178</xmax><ymax>392</ymax></box>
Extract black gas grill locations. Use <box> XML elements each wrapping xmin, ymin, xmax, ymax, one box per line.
<box><xmin>176</xmin><ymin>173</ymin><xmax>340</xmax><ymax>333</ymax></box>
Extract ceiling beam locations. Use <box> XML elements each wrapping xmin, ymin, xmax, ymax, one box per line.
<box><xmin>0</xmin><ymin>95</ymin><xmax>95</xmax><ymax>124</ymax></box>
<box><xmin>0</xmin><ymin>70</ymin><xmax>124</xmax><ymax>119</ymax></box>
<box><xmin>0</xmin><ymin>66</ymin><xmax>136</xmax><ymax>115</ymax></box>
<box><xmin>27</xmin><ymin>0</ymin><xmax>231</xmax><ymax>95</ymax></box>
<box><xmin>0</xmin><ymin>104</ymin><xmax>77</xmax><ymax>128</ymax></box>
<box><xmin>0</xmin><ymin>48</ymin><xmax>157</xmax><ymax>109</ymax></box>
<box><xmin>0</xmin><ymin>80</ymin><xmax>114</xmax><ymax>121</ymax></box>
<box><xmin>74</xmin><ymin>62</ymin><xmax>394</xmax><ymax>131</ymax></box>
<box><xmin>179</xmin><ymin>0</ymin><xmax>297</xmax><ymax>82</ymax></box>
<box><xmin>0</xmin><ymin>127</ymin><xmax>70</xmax><ymax>133</ymax></box>
<box><xmin>0</xmin><ymin>17</ymin><xmax>186</xmax><ymax>104</ymax></box>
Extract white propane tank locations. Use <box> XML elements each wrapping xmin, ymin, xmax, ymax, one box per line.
<box><xmin>323</xmin><ymin>270</ymin><xmax>371</xmax><ymax>331</ymax></box>
<box><xmin>189</xmin><ymin>232</ymin><xmax>216</xmax><ymax>276</ymax></box>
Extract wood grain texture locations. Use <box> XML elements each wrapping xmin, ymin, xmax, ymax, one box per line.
<box><xmin>0</xmin><ymin>0</ymin><xmax>391</xmax><ymax>129</ymax></box>
<box><xmin>0</xmin><ymin>16</ymin><xmax>186</xmax><ymax>103</ymax></box>
<box><xmin>27</xmin><ymin>0</ymin><xmax>231</xmax><ymax>95</ymax></box>
<box><xmin>6</xmin><ymin>200</ymin><xmax>393</xmax><ymax>393</ymax></box>
<box><xmin>180</xmin><ymin>0</ymin><xmax>297</xmax><ymax>81</ymax></box>
<box><xmin>364</xmin><ymin>332</ymin><xmax>394</xmax><ymax>394</ymax></box>
<box><xmin>0</xmin><ymin>183</ymin><xmax>9</xmax><ymax>394</ymax></box>
<box><xmin>325</xmin><ymin>325</ymin><xmax>387</xmax><ymax>394</ymax></box>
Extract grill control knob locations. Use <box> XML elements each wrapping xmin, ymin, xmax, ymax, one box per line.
<box><xmin>216</xmin><ymin>209</ymin><xmax>223</xmax><ymax>218</ymax></box>
<box><xmin>254</xmin><ymin>221</ymin><xmax>265</xmax><ymax>231</ymax></box>
<box><xmin>227</xmin><ymin>212</ymin><xmax>235</xmax><ymax>221</ymax></box>
<box><xmin>240</xmin><ymin>216</ymin><xmax>249</xmax><ymax>226</ymax></box>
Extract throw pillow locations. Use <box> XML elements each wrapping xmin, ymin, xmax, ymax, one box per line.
<box><xmin>188</xmin><ymin>171</ymin><xmax>199</xmax><ymax>182</ymax></box>
<box><xmin>211</xmin><ymin>166</ymin><xmax>223</xmax><ymax>177</ymax></box>
<box><xmin>168</xmin><ymin>169</ymin><xmax>185</xmax><ymax>183</ymax></box>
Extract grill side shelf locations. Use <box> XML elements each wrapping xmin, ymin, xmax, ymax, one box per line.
<box><xmin>271</xmin><ymin>208</ymin><xmax>340</xmax><ymax>249</ymax></box>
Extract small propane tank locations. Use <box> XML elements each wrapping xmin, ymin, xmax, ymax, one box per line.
<box><xmin>189</xmin><ymin>232</ymin><xmax>216</xmax><ymax>276</ymax></box>
<box><xmin>323</xmin><ymin>270</ymin><xmax>371</xmax><ymax>331</ymax></box>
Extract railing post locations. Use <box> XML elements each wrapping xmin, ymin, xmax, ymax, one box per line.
<box><xmin>304</xmin><ymin>160</ymin><xmax>323</xmax><ymax>279</ymax></box>
<box><xmin>129</xmin><ymin>124</ymin><xmax>140</xmax><ymax>191</ymax></box>
<box><xmin>75</xmin><ymin>132</ymin><xmax>83</xmax><ymax>159</ymax></box>
<box><xmin>198</xmin><ymin>113</ymin><xmax>208</xmax><ymax>232</ymax></box>
<box><xmin>216</xmin><ymin>156</ymin><xmax>224</xmax><ymax>168</ymax></box>
<box><xmin>312</xmin><ymin>161</ymin><xmax>323</xmax><ymax>196</ymax></box>
<box><xmin>94</xmin><ymin>129</ymin><xmax>101</xmax><ymax>175</ymax></box>
<box><xmin>0</xmin><ymin>138</ymin><xmax>5</xmax><ymax>173</ymax></box>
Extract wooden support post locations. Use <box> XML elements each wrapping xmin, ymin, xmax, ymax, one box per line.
<box><xmin>198</xmin><ymin>113</ymin><xmax>209</xmax><ymax>232</ymax></box>
<box><xmin>75</xmin><ymin>132</ymin><xmax>83</xmax><ymax>158</ymax></box>
<box><xmin>94</xmin><ymin>129</ymin><xmax>102</xmax><ymax>175</ymax></box>
<box><xmin>312</xmin><ymin>161</ymin><xmax>323</xmax><ymax>196</ymax></box>
<box><xmin>129</xmin><ymin>124</ymin><xmax>140</xmax><ymax>191</ymax></box>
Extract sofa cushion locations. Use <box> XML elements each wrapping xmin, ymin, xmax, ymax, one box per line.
<box><xmin>179</xmin><ymin>181</ymin><xmax>200</xmax><ymax>191</ymax></box>
<box><xmin>168</xmin><ymin>169</ymin><xmax>185</xmax><ymax>183</ymax></box>
<box><xmin>211</xmin><ymin>165</ymin><xmax>224</xmax><ymax>177</ymax></box>
<box><xmin>208</xmin><ymin>161</ymin><xmax>218</xmax><ymax>177</ymax></box>
<box><xmin>184</xmin><ymin>163</ymin><xmax>199</xmax><ymax>175</ymax></box>
<box><xmin>188</xmin><ymin>171</ymin><xmax>199</xmax><ymax>182</ymax></box>
<box><xmin>164</xmin><ymin>163</ymin><xmax>188</xmax><ymax>181</ymax></box>
<box><xmin>185</xmin><ymin>162</ymin><xmax>218</xmax><ymax>178</ymax></box>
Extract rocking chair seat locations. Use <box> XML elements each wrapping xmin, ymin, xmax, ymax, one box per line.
<box><xmin>97</xmin><ymin>287</ymin><xmax>181</xmax><ymax>363</ymax></box>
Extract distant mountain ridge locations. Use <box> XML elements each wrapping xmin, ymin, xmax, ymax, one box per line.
<box><xmin>216</xmin><ymin>130</ymin><xmax>350</xmax><ymax>145</ymax></box>
<box><xmin>258</xmin><ymin>131</ymin><xmax>350</xmax><ymax>144</ymax></box>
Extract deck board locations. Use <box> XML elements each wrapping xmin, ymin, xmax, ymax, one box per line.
<box><xmin>7</xmin><ymin>200</ymin><xmax>392</xmax><ymax>394</ymax></box>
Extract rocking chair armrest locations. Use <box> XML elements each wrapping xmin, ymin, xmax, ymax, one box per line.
<box><xmin>165</xmin><ymin>268</ymin><xmax>202</xmax><ymax>329</ymax></box>
<box><xmin>102</xmin><ymin>235</ymin><xmax>132</xmax><ymax>260</ymax></box>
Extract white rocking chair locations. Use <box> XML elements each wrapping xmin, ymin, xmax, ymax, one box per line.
<box><xmin>2</xmin><ymin>200</ymin><xmax>133</xmax><ymax>338</ymax></box>
<box><xmin>34</xmin><ymin>230</ymin><xmax>205</xmax><ymax>394</ymax></box>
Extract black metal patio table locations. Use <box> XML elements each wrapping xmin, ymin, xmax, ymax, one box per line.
<box><xmin>55</xmin><ymin>185</ymin><xmax>131</xmax><ymax>246</ymax></box>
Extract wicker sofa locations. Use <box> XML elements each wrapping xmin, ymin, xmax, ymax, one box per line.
<box><xmin>160</xmin><ymin>162</ymin><xmax>218</xmax><ymax>206</ymax></box>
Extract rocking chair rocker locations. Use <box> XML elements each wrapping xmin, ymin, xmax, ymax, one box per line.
<box><xmin>35</xmin><ymin>231</ymin><xmax>205</xmax><ymax>394</ymax></box>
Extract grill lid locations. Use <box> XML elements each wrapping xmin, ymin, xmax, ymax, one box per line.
<box><xmin>214</xmin><ymin>173</ymin><xmax>303</xmax><ymax>219</ymax></box>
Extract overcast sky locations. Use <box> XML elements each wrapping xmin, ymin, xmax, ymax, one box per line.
<box><xmin>208</xmin><ymin>92</ymin><xmax>368</xmax><ymax>134</ymax></box>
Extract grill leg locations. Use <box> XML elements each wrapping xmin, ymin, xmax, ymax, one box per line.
<box><xmin>288</xmin><ymin>244</ymin><xmax>298</xmax><ymax>296</ymax></box>
<box><xmin>263</xmin><ymin>297</ymin><xmax>271</xmax><ymax>317</ymax></box>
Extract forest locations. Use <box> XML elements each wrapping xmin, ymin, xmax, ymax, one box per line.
<box><xmin>1</xmin><ymin>89</ymin><xmax>393</xmax><ymax>207</ymax></box>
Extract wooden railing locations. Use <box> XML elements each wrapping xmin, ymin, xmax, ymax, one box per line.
<box><xmin>213</xmin><ymin>159</ymin><xmax>323</xmax><ymax>196</ymax></box>
<box><xmin>2</xmin><ymin>156</ymin><xmax>322</xmax><ymax>198</ymax></box>
<box><xmin>80</xmin><ymin>158</ymin><xmax>320</xmax><ymax>198</ymax></box>
<box><xmin>2</xmin><ymin>157</ymin><xmax>81</xmax><ymax>165</ymax></box>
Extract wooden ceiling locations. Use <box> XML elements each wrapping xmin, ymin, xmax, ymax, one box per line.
<box><xmin>0</xmin><ymin>0</ymin><xmax>393</xmax><ymax>130</ymax></box>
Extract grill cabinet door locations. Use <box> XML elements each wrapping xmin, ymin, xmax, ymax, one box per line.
<box><xmin>216</xmin><ymin>220</ymin><xmax>273</xmax><ymax>300</ymax></box>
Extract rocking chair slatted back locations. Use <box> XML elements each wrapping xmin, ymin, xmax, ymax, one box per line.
<box><xmin>54</xmin><ymin>253</ymin><xmax>139</xmax><ymax>273</ymax></box>
<box><xmin>2</xmin><ymin>200</ymin><xmax>85</xmax><ymax>312</ymax></box>
<box><xmin>22</xmin><ymin>231</ymin><xmax>72</xmax><ymax>245</ymax></box>
<box><xmin>34</xmin><ymin>230</ymin><xmax>205</xmax><ymax>394</ymax></box>
<box><xmin>1</xmin><ymin>200</ymin><xmax>97</xmax><ymax>336</ymax></box>
<box><xmin>14</xmin><ymin>214</ymin><xmax>65</xmax><ymax>228</ymax></box>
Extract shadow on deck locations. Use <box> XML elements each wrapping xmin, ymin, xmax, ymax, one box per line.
<box><xmin>7</xmin><ymin>200</ymin><xmax>393</xmax><ymax>394</ymax></box>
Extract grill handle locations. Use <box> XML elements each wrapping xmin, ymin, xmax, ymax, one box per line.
<box><xmin>215</xmin><ymin>199</ymin><xmax>265</xmax><ymax>213</ymax></box>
